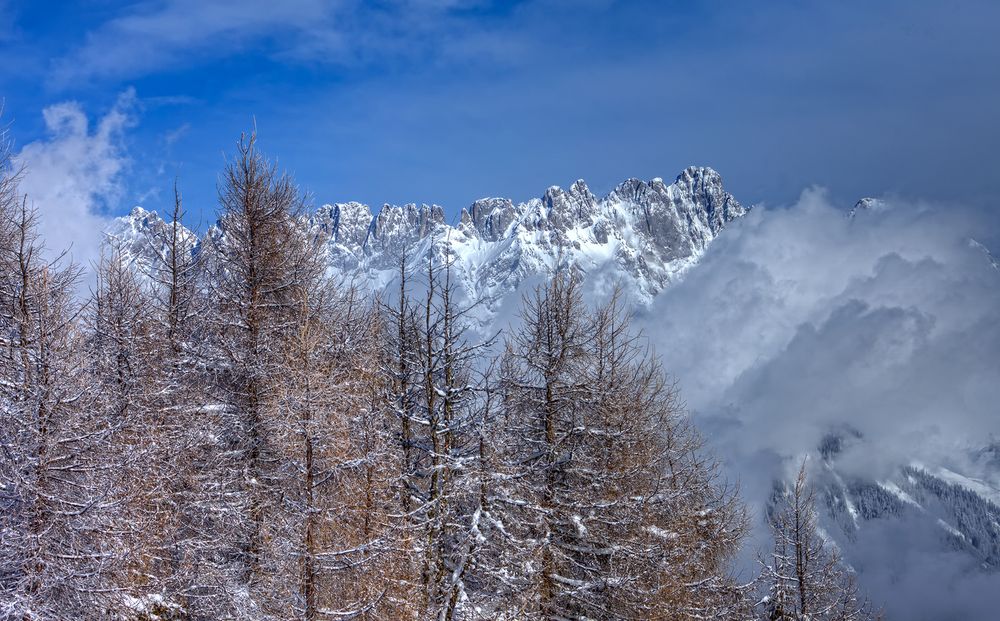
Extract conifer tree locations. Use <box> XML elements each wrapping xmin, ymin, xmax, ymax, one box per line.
<box><xmin>759</xmin><ymin>461</ymin><xmax>877</xmax><ymax>621</ymax></box>
<box><xmin>490</xmin><ymin>273</ymin><xmax>750</xmax><ymax>620</ymax></box>
<box><xmin>92</xmin><ymin>182</ymin><xmax>205</xmax><ymax>618</ymax></box>
<box><xmin>203</xmin><ymin>129</ymin><xmax>324</xmax><ymax>618</ymax></box>
<box><xmin>296</xmin><ymin>282</ymin><xmax>419</xmax><ymax>620</ymax></box>
<box><xmin>0</xmin><ymin>138</ymin><xmax>114</xmax><ymax>617</ymax></box>
<box><xmin>143</xmin><ymin>182</ymin><xmax>207</xmax><ymax>614</ymax></box>
<box><xmin>377</xmin><ymin>249</ymin><xmax>496</xmax><ymax>621</ymax></box>
<box><xmin>86</xmin><ymin>248</ymin><xmax>165</xmax><ymax>613</ymax></box>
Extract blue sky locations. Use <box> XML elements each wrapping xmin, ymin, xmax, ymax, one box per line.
<box><xmin>2</xmin><ymin>0</ymin><xmax>999</xmax><ymax>232</ymax></box>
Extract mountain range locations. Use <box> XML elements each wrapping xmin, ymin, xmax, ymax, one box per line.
<box><xmin>110</xmin><ymin>166</ymin><xmax>746</xmax><ymax>314</ymax></box>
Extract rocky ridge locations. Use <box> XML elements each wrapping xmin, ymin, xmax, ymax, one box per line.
<box><xmin>109</xmin><ymin>166</ymin><xmax>747</xmax><ymax>312</ymax></box>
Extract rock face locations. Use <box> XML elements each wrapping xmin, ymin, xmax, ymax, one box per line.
<box><xmin>109</xmin><ymin>166</ymin><xmax>747</xmax><ymax>313</ymax></box>
<box><xmin>104</xmin><ymin>206</ymin><xmax>200</xmax><ymax>269</ymax></box>
<box><xmin>309</xmin><ymin>166</ymin><xmax>746</xmax><ymax>308</ymax></box>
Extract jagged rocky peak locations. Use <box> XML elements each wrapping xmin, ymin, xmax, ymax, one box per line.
<box><xmin>312</xmin><ymin>202</ymin><xmax>374</xmax><ymax>248</ymax></box>
<box><xmin>540</xmin><ymin>179</ymin><xmax>599</xmax><ymax>231</ymax></box>
<box><xmin>110</xmin><ymin>205</ymin><xmax>202</xmax><ymax>244</ymax></box>
<box><xmin>460</xmin><ymin>197</ymin><xmax>516</xmax><ymax>242</ymax></box>
<box><xmin>105</xmin><ymin>205</ymin><xmax>200</xmax><ymax>268</ymax></box>
<box><xmin>107</xmin><ymin>206</ymin><xmax>187</xmax><ymax>247</ymax></box>
<box><xmin>674</xmin><ymin>165</ymin><xmax>722</xmax><ymax>189</ymax></box>
<box><xmin>607</xmin><ymin>167</ymin><xmax>742</xmax><ymax>221</ymax></box>
<box><xmin>370</xmin><ymin>203</ymin><xmax>445</xmax><ymax>241</ymax></box>
<box><xmin>317</xmin><ymin>166</ymin><xmax>744</xmax><ymax>252</ymax></box>
<box><xmin>678</xmin><ymin>166</ymin><xmax>746</xmax><ymax>229</ymax></box>
<box><xmin>108</xmin><ymin>166</ymin><xmax>748</xmax><ymax>312</ymax></box>
<box><xmin>114</xmin><ymin>205</ymin><xmax>164</xmax><ymax>233</ymax></box>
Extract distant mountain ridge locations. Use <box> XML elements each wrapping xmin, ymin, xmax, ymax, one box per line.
<box><xmin>109</xmin><ymin>166</ymin><xmax>747</xmax><ymax>311</ymax></box>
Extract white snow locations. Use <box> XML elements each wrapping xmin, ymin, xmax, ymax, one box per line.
<box><xmin>937</xmin><ymin>518</ymin><xmax>967</xmax><ymax>541</ymax></box>
<box><xmin>913</xmin><ymin>463</ymin><xmax>1000</xmax><ymax>507</ymax></box>
<box><xmin>877</xmin><ymin>480</ymin><xmax>921</xmax><ymax>508</ymax></box>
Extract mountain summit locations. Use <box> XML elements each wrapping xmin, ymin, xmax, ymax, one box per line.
<box><xmin>109</xmin><ymin>166</ymin><xmax>746</xmax><ymax>310</ymax></box>
<box><xmin>311</xmin><ymin>166</ymin><xmax>745</xmax><ymax>306</ymax></box>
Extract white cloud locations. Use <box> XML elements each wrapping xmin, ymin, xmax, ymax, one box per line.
<box><xmin>14</xmin><ymin>89</ymin><xmax>136</xmax><ymax>270</ymax></box>
<box><xmin>45</xmin><ymin>0</ymin><xmax>527</xmax><ymax>86</ymax></box>
<box><xmin>641</xmin><ymin>191</ymin><xmax>1000</xmax><ymax>471</ymax></box>
<box><xmin>633</xmin><ymin>190</ymin><xmax>1000</xmax><ymax>617</ymax></box>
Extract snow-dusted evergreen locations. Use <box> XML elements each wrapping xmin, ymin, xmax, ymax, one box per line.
<box><xmin>0</xmin><ymin>135</ymin><xmax>124</xmax><ymax>618</ymax></box>
<box><xmin>487</xmin><ymin>274</ymin><xmax>749</xmax><ymax>618</ymax></box>
<box><xmin>812</xmin><ymin>427</ymin><xmax>1000</xmax><ymax>575</ymax></box>
<box><xmin>759</xmin><ymin>462</ymin><xmax>876</xmax><ymax>621</ymax></box>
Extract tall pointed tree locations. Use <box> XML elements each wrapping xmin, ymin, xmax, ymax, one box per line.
<box><xmin>375</xmin><ymin>247</ymin><xmax>496</xmax><ymax>621</ymax></box>
<box><xmin>86</xmin><ymin>248</ymin><xmax>165</xmax><ymax>613</ymax></box>
<box><xmin>759</xmin><ymin>461</ymin><xmax>877</xmax><ymax>621</ymax></box>
<box><xmin>490</xmin><ymin>273</ymin><xmax>750</xmax><ymax>620</ymax></box>
<box><xmin>143</xmin><ymin>182</ymin><xmax>208</xmax><ymax>613</ymax></box>
<box><xmin>203</xmin><ymin>129</ymin><xmax>324</xmax><ymax>618</ymax></box>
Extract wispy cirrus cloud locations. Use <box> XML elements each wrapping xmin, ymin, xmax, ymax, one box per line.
<box><xmin>44</xmin><ymin>0</ymin><xmax>505</xmax><ymax>87</ymax></box>
<box><xmin>48</xmin><ymin>0</ymin><xmax>344</xmax><ymax>85</ymax></box>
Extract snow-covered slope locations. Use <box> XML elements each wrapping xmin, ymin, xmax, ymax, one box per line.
<box><xmin>108</xmin><ymin>166</ymin><xmax>746</xmax><ymax>311</ymax></box>
<box><xmin>807</xmin><ymin>428</ymin><xmax>1000</xmax><ymax>572</ymax></box>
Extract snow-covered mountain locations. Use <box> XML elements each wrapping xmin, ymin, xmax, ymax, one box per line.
<box><xmin>107</xmin><ymin>166</ymin><xmax>746</xmax><ymax>312</ymax></box>
<box><xmin>105</xmin><ymin>205</ymin><xmax>199</xmax><ymax>266</ymax></box>
<box><xmin>812</xmin><ymin>428</ymin><xmax>1000</xmax><ymax>572</ymax></box>
<box><xmin>311</xmin><ymin>166</ymin><xmax>745</xmax><ymax>307</ymax></box>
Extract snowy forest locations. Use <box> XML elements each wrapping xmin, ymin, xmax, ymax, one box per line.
<box><xmin>0</xmin><ymin>128</ymin><xmax>880</xmax><ymax>621</ymax></box>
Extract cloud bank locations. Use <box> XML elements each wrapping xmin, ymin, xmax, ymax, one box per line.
<box><xmin>636</xmin><ymin>190</ymin><xmax>1000</xmax><ymax>618</ymax></box>
<box><xmin>14</xmin><ymin>90</ymin><xmax>135</xmax><ymax>270</ymax></box>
